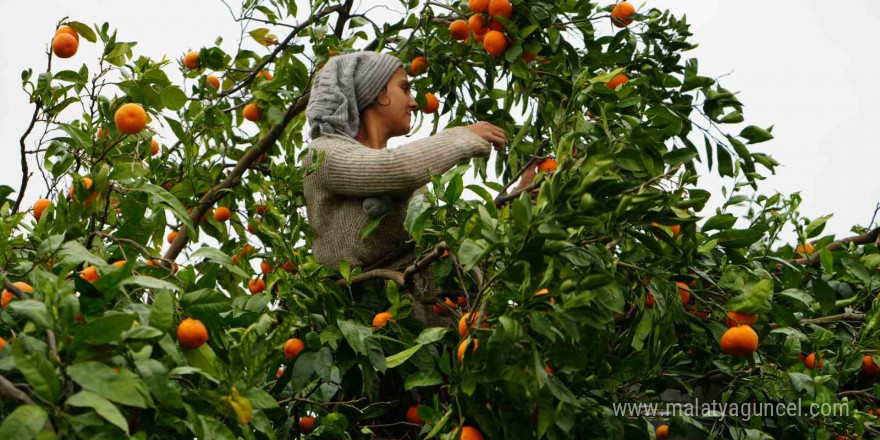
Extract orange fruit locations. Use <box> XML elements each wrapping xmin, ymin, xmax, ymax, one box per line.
<box><xmin>55</xmin><ymin>26</ymin><xmax>79</xmax><ymax>44</ymax></box>
<box><xmin>796</xmin><ymin>243</ymin><xmax>814</xmax><ymax>256</ymax></box>
<box><xmin>276</xmin><ymin>367</ymin><xmax>284</xmax><ymax>379</ymax></box>
<box><xmin>184</xmin><ymin>51</ymin><xmax>199</xmax><ymax>70</ymax></box>
<box><xmin>720</xmin><ymin>326</ymin><xmax>759</xmax><ymax>356</ymax></box>
<box><xmin>522</xmin><ymin>52</ymin><xmax>537</xmax><ymax>63</ymax></box>
<box><xmin>260</xmin><ymin>261</ymin><xmax>273</xmax><ymax>274</ymax></box>
<box><xmin>488</xmin><ymin>18</ymin><xmax>505</xmax><ymax>32</ymax></box>
<box><xmin>167</xmin><ymin>231</ymin><xmax>179</xmax><ymax>244</ymax></box>
<box><xmin>231</xmin><ymin>255</ymin><xmax>239</xmax><ymax>265</ymax></box>
<box><xmin>114</xmin><ymin>103</ymin><xmax>148</xmax><ymax>134</ymax></box>
<box><xmin>243</xmin><ymin>103</ymin><xmax>261</xmax><ymax>121</ymax></box>
<box><xmin>863</xmin><ymin>355</ymin><xmax>880</xmax><ymax>376</ymax></box>
<box><xmin>298</xmin><ymin>416</ymin><xmax>316</xmax><ymax>434</ymax></box>
<box><xmin>469</xmin><ymin>0</ymin><xmax>489</xmax><ymax>13</ymax></box>
<box><xmin>644</xmin><ymin>291</ymin><xmax>656</xmax><ymax>309</ymax></box>
<box><xmin>33</xmin><ymin>198</ymin><xmax>51</xmax><ymax>220</ymax></box>
<box><xmin>606</xmin><ymin>73</ymin><xmax>629</xmax><ymax>90</ymax></box>
<box><xmin>282</xmin><ymin>261</ymin><xmax>297</xmax><ymax>273</ymax></box>
<box><xmin>537</xmin><ymin>158</ymin><xmax>558</xmax><ymax>173</ymax></box>
<box><xmin>488</xmin><ymin>0</ymin><xmax>513</xmax><ymax>18</ymax></box>
<box><xmin>248</xmin><ymin>278</ymin><xmax>266</xmax><ymax>294</ymax></box>
<box><xmin>805</xmin><ymin>352</ymin><xmax>823</xmax><ymax>370</ymax></box>
<box><xmin>459</xmin><ymin>425</ymin><xmax>484</xmax><ymax>440</ymax></box>
<box><xmin>433</xmin><ymin>303</ymin><xmax>449</xmax><ymax>316</ymax></box>
<box><xmin>611</xmin><ymin>2</ymin><xmax>636</xmax><ymax>28</ymax></box>
<box><xmin>52</xmin><ymin>33</ymin><xmax>79</xmax><ymax>58</ymax></box>
<box><xmin>150</xmin><ymin>139</ymin><xmax>160</xmax><ymax>156</ymax></box>
<box><xmin>656</xmin><ymin>424</ymin><xmax>669</xmax><ymax>440</ymax></box>
<box><xmin>450</xmin><ymin>20</ymin><xmax>469</xmax><ymax>41</ymax></box>
<box><xmin>468</xmin><ymin>15</ymin><xmax>488</xmax><ymax>35</ymax></box>
<box><xmin>372</xmin><ymin>312</ymin><xmax>395</xmax><ymax>331</ymax></box>
<box><xmin>422</xmin><ymin>93</ymin><xmax>440</xmax><ymax>114</ymax></box>
<box><xmin>483</xmin><ymin>30</ymin><xmax>507</xmax><ymax>56</ymax></box>
<box><xmin>410</xmin><ymin>56</ymin><xmax>428</xmax><ymax>76</ymax></box>
<box><xmin>248</xmin><ymin>219</ymin><xmax>260</xmax><ymax>234</ymax></box>
<box><xmin>458</xmin><ymin>312</ymin><xmax>488</xmax><ymax>337</ymax></box>
<box><xmin>177</xmin><ymin>318</ymin><xmax>208</xmax><ymax>349</ymax></box>
<box><xmin>406</xmin><ymin>405</ymin><xmax>424</xmax><ymax>425</ymax></box>
<box><xmin>283</xmin><ymin>338</ymin><xmax>305</xmax><ymax>359</ymax></box>
<box><xmin>80</xmin><ymin>266</ymin><xmax>100</xmax><ymax>283</ymax></box>
<box><xmin>669</xmin><ymin>225</ymin><xmax>681</xmax><ymax>236</ymax></box>
<box><xmin>206</xmin><ymin>75</ymin><xmax>220</xmax><ymax>89</ymax></box>
<box><xmin>457</xmin><ymin>338</ymin><xmax>479</xmax><ymax>363</ymax></box>
<box><xmin>676</xmin><ymin>281</ymin><xmax>691</xmax><ymax>305</ymax></box>
<box><xmin>2</xmin><ymin>282</ymin><xmax>33</xmax><ymax>308</ymax></box>
<box><xmin>112</xmin><ymin>260</ymin><xmax>127</xmax><ymax>268</ymax></box>
<box><xmin>68</xmin><ymin>177</ymin><xmax>92</xmax><ymax>201</ymax></box>
<box><xmin>457</xmin><ymin>296</ymin><xmax>468</xmax><ymax>307</ymax></box>
<box><xmin>256</xmin><ymin>70</ymin><xmax>273</xmax><ymax>81</ymax></box>
<box><xmin>0</xmin><ymin>337</ymin><xmax>6</xmax><ymax>350</ymax></box>
<box><xmin>213</xmin><ymin>206</ymin><xmax>231</xmax><ymax>222</ymax></box>
<box><xmin>544</xmin><ymin>363</ymin><xmax>554</xmax><ymax>374</ymax></box>
<box><xmin>441</xmin><ymin>249</ymin><xmax>450</xmax><ymax>258</ymax></box>
<box><xmin>255</xmin><ymin>203</ymin><xmax>268</xmax><ymax>215</ymax></box>
<box><xmin>724</xmin><ymin>311</ymin><xmax>759</xmax><ymax>328</ymax></box>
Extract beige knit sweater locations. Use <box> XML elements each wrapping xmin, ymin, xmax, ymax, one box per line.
<box><xmin>302</xmin><ymin>126</ymin><xmax>492</xmax><ymax>270</ymax></box>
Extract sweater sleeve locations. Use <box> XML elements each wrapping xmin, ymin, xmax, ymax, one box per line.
<box><xmin>320</xmin><ymin>126</ymin><xmax>491</xmax><ymax>197</ymax></box>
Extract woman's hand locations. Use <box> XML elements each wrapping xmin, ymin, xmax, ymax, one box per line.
<box><xmin>466</xmin><ymin>121</ymin><xmax>507</xmax><ymax>151</ymax></box>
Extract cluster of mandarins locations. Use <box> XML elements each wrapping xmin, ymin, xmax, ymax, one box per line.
<box><xmin>182</xmin><ymin>51</ymin><xmax>271</xmax><ymax>123</ymax></box>
<box><xmin>451</xmin><ymin>0</ymin><xmax>516</xmax><ymax>58</ymax></box>
<box><xmin>52</xmin><ymin>25</ymin><xmax>82</xmax><ymax>59</ymax></box>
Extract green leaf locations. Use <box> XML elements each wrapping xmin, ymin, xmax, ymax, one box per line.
<box><xmin>404</xmin><ymin>369</ymin><xmax>443</xmax><ymax>389</ymax></box>
<box><xmin>776</xmin><ymin>289</ymin><xmax>814</xmax><ymax>310</ymax></box>
<box><xmin>415</xmin><ymin>327</ymin><xmax>448</xmax><ymax>345</ymax></box>
<box><xmin>183</xmin><ymin>344</ymin><xmax>219</xmax><ymax>377</ymax></box>
<box><xmin>717</xmin><ymin>144</ymin><xmax>733</xmax><ymax>177</ymax></box>
<box><xmin>160</xmin><ymin>86</ymin><xmax>188</xmax><ymax>111</ymax></box>
<box><xmin>150</xmin><ymin>290</ymin><xmax>174</xmax><ymax>332</ymax></box>
<box><xmin>122</xmin><ymin>326</ymin><xmax>164</xmax><ymax>341</ymax></box>
<box><xmin>701</xmin><ymin>214</ymin><xmax>737</xmax><ymax>232</ymax></box>
<box><xmin>57</xmin><ymin>241</ymin><xmax>106</xmax><ymax>267</ymax></box>
<box><xmin>73</xmin><ymin>313</ymin><xmax>137</xmax><ymax>346</ymax></box>
<box><xmin>443</xmin><ymin>173</ymin><xmax>463</xmax><ymax>205</ymax></box>
<box><xmin>709</xmin><ymin>229</ymin><xmax>765</xmax><ymax>248</ymax></box>
<box><xmin>191</xmin><ymin>247</ymin><xmax>249</xmax><ymax>279</ymax></box>
<box><xmin>805</xmin><ymin>214</ymin><xmax>832</xmax><ymax>238</ymax></box>
<box><xmin>180</xmin><ymin>289</ymin><xmax>231</xmax><ymax>317</ymax></box>
<box><xmin>132</xmin><ymin>182</ymin><xmax>194</xmax><ymax>238</ymax></box>
<box><xmin>69</xmin><ymin>361</ymin><xmax>153</xmax><ymax>408</ymax></box>
<box><xmin>386</xmin><ymin>344</ymin><xmax>422</xmax><ymax>369</ymax></box>
<box><xmin>361</xmin><ymin>213</ymin><xmax>389</xmax><ymax>240</ymax></box>
<box><xmin>0</xmin><ymin>405</ymin><xmax>48</xmax><ymax>440</ymax></box>
<box><xmin>242</xmin><ymin>388</ymin><xmax>279</xmax><ymax>409</ymax></box>
<box><xmin>120</xmin><ymin>275</ymin><xmax>180</xmax><ymax>292</ymax></box>
<box><xmin>812</xmin><ymin>279</ymin><xmax>836</xmax><ymax>314</ymax></box>
<box><xmin>12</xmin><ymin>341</ymin><xmax>60</xmax><ymax>403</ymax></box>
<box><xmin>663</xmin><ymin>148</ymin><xmax>698</xmax><ymax>167</ymax></box>
<box><xmin>458</xmin><ymin>238</ymin><xmax>491</xmax><ymax>271</ymax></box>
<box><xmin>67</xmin><ymin>390</ymin><xmax>129</xmax><ymax>433</ymax></box>
<box><xmin>739</xmin><ymin>125</ymin><xmax>774</xmax><ymax>144</ymax></box>
<box><xmin>725</xmin><ymin>279</ymin><xmax>773</xmax><ymax>314</ymax></box>
<box><xmin>8</xmin><ymin>300</ymin><xmax>52</xmax><ymax>329</ymax></box>
<box><xmin>67</xmin><ymin>22</ymin><xmax>97</xmax><ymax>42</ymax></box>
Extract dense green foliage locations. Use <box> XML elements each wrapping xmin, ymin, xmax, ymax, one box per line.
<box><xmin>1</xmin><ymin>1</ymin><xmax>878</xmax><ymax>440</ymax></box>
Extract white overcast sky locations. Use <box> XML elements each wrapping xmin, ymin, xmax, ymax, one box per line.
<box><xmin>2</xmin><ymin>0</ymin><xmax>878</xmax><ymax>247</ymax></box>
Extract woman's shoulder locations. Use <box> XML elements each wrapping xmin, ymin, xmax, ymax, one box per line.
<box><xmin>309</xmin><ymin>133</ymin><xmax>359</xmax><ymax>149</ymax></box>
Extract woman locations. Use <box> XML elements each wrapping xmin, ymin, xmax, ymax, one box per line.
<box><xmin>303</xmin><ymin>51</ymin><xmax>532</xmax><ymax>322</ymax></box>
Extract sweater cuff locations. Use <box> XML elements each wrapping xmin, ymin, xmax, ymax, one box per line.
<box><xmin>447</xmin><ymin>126</ymin><xmax>492</xmax><ymax>158</ymax></box>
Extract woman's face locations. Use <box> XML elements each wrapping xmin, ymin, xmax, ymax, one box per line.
<box><xmin>368</xmin><ymin>67</ymin><xmax>418</xmax><ymax>137</ymax></box>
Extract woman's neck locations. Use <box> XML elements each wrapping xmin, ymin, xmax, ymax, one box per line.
<box><xmin>355</xmin><ymin>116</ymin><xmax>390</xmax><ymax>150</ymax></box>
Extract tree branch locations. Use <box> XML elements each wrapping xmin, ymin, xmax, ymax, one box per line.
<box><xmin>788</xmin><ymin>227</ymin><xmax>880</xmax><ymax>267</ymax></box>
<box><xmin>13</xmin><ymin>99</ymin><xmax>41</xmax><ymax>214</ymax></box>
<box><xmin>769</xmin><ymin>313</ymin><xmax>865</xmax><ymax>329</ymax></box>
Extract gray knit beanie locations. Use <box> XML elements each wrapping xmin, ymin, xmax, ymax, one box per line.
<box><xmin>306</xmin><ymin>51</ymin><xmax>403</xmax><ymax>139</ymax></box>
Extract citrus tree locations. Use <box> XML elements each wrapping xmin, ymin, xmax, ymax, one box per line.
<box><xmin>2</xmin><ymin>1</ymin><xmax>879</xmax><ymax>439</ymax></box>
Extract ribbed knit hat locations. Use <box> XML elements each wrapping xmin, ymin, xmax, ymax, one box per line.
<box><xmin>306</xmin><ymin>51</ymin><xmax>403</xmax><ymax>139</ymax></box>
